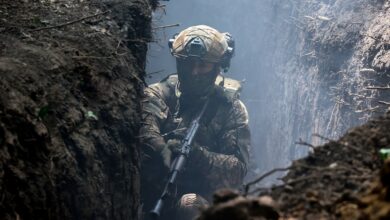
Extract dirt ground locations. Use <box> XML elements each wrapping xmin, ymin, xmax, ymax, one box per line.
<box><xmin>268</xmin><ymin>111</ymin><xmax>390</xmax><ymax>219</ymax></box>
<box><xmin>0</xmin><ymin>0</ymin><xmax>156</xmax><ymax>219</ymax></box>
<box><xmin>199</xmin><ymin>112</ymin><xmax>390</xmax><ymax>220</ymax></box>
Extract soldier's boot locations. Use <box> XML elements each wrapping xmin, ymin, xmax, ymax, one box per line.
<box><xmin>176</xmin><ymin>193</ymin><xmax>209</xmax><ymax>220</ymax></box>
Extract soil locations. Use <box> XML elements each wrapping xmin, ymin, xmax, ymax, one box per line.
<box><xmin>0</xmin><ymin>0</ymin><xmax>156</xmax><ymax>219</ymax></box>
<box><xmin>251</xmin><ymin>0</ymin><xmax>390</xmax><ymax>175</ymax></box>
<box><xmin>267</xmin><ymin>112</ymin><xmax>390</xmax><ymax>219</ymax></box>
<box><xmin>199</xmin><ymin>112</ymin><xmax>390</xmax><ymax>220</ymax></box>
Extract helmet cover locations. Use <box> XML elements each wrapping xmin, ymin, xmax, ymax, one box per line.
<box><xmin>171</xmin><ymin>25</ymin><xmax>229</xmax><ymax>63</ymax></box>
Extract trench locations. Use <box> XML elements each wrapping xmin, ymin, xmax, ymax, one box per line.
<box><xmin>0</xmin><ymin>0</ymin><xmax>389</xmax><ymax>219</ymax></box>
<box><xmin>147</xmin><ymin>0</ymin><xmax>389</xmax><ymax>184</ymax></box>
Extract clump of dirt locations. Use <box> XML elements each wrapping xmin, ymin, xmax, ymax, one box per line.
<box><xmin>199</xmin><ymin>112</ymin><xmax>390</xmax><ymax>219</ymax></box>
<box><xmin>0</xmin><ymin>0</ymin><xmax>156</xmax><ymax>219</ymax></box>
<box><xmin>198</xmin><ymin>189</ymin><xmax>280</xmax><ymax>220</ymax></box>
<box><xmin>356</xmin><ymin>158</ymin><xmax>390</xmax><ymax>220</ymax></box>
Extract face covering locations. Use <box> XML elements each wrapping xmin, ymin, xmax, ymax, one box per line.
<box><xmin>176</xmin><ymin>58</ymin><xmax>219</xmax><ymax>99</ymax></box>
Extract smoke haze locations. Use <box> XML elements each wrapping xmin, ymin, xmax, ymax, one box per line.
<box><xmin>146</xmin><ymin>0</ymin><xmax>385</xmax><ymax>185</ymax></box>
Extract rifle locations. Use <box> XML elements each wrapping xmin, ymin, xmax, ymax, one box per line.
<box><xmin>150</xmin><ymin>99</ymin><xmax>210</xmax><ymax>219</ymax></box>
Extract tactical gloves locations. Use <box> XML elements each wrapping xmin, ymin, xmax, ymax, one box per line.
<box><xmin>160</xmin><ymin>139</ymin><xmax>182</xmax><ymax>169</ymax></box>
<box><xmin>167</xmin><ymin>139</ymin><xmax>182</xmax><ymax>154</ymax></box>
<box><xmin>160</xmin><ymin>138</ymin><xmax>208</xmax><ymax>169</ymax></box>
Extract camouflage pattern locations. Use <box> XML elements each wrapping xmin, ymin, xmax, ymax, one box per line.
<box><xmin>176</xmin><ymin>193</ymin><xmax>209</xmax><ymax>219</ymax></box>
<box><xmin>140</xmin><ymin>74</ymin><xmax>251</xmax><ymax>205</ymax></box>
<box><xmin>171</xmin><ymin>25</ymin><xmax>229</xmax><ymax>63</ymax></box>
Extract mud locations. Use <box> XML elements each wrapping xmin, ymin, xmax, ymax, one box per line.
<box><xmin>0</xmin><ymin>0</ymin><xmax>156</xmax><ymax>219</ymax></box>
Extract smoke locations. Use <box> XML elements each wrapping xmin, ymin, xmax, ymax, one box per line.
<box><xmin>146</xmin><ymin>0</ymin><xmax>385</xmax><ymax>185</ymax></box>
<box><xmin>146</xmin><ymin>0</ymin><xmax>284</xmax><ymax>178</ymax></box>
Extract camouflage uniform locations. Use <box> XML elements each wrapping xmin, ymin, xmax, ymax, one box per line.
<box><xmin>140</xmin><ymin>25</ymin><xmax>250</xmax><ymax>219</ymax></box>
<box><xmin>140</xmin><ymin>74</ymin><xmax>251</xmax><ymax>217</ymax></box>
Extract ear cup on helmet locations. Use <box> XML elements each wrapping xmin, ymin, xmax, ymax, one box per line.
<box><xmin>168</xmin><ymin>33</ymin><xmax>179</xmax><ymax>55</ymax></box>
<box><xmin>221</xmin><ymin>32</ymin><xmax>235</xmax><ymax>72</ymax></box>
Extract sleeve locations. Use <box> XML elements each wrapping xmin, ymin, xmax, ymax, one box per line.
<box><xmin>189</xmin><ymin>99</ymin><xmax>251</xmax><ymax>189</ymax></box>
<box><xmin>139</xmin><ymin>84</ymin><xmax>173</xmax><ymax>205</ymax></box>
<box><xmin>139</xmin><ymin>85</ymin><xmax>169</xmax><ymax>158</ymax></box>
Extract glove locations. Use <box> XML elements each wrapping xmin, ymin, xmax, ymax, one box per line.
<box><xmin>188</xmin><ymin>142</ymin><xmax>207</xmax><ymax>164</ymax></box>
<box><xmin>167</xmin><ymin>139</ymin><xmax>182</xmax><ymax>155</ymax></box>
<box><xmin>160</xmin><ymin>139</ymin><xmax>182</xmax><ymax>169</ymax></box>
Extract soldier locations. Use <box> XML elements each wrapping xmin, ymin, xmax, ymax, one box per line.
<box><xmin>140</xmin><ymin>25</ymin><xmax>251</xmax><ymax>220</ymax></box>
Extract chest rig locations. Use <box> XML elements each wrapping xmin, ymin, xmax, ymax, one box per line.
<box><xmin>161</xmin><ymin>74</ymin><xmax>243</xmax><ymax>145</ymax></box>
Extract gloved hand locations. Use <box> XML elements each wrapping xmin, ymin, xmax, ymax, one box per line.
<box><xmin>188</xmin><ymin>142</ymin><xmax>208</xmax><ymax>164</ymax></box>
<box><xmin>160</xmin><ymin>139</ymin><xmax>182</xmax><ymax>169</ymax></box>
<box><xmin>167</xmin><ymin>139</ymin><xmax>182</xmax><ymax>155</ymax></box>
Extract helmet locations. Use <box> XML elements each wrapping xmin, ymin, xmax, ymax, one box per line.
<box><xmin>168</xmin><ymin>25</ymin><xmax>234</xmax><ymax>72</ymax></box>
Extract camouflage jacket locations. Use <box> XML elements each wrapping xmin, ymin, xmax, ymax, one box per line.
<box><xmin>140</xmin><ymin>74</ymin><xmax>251</xmax><ymax>199</ymax></box>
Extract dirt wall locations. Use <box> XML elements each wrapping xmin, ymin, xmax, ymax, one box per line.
<box><xmin>254</xmin><ymin>0</ymin><xmax>389</xmax><ymax>175</ymax></box>
<box><xmin>0</xmin><ymin>0</ymin><xmax>156</xmax><ymax>219</ymax></box>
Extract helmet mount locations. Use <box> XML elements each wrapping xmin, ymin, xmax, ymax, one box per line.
<box><xmin>185</xmin><ymin>37</ymin><xmax>207</xmax><ymax>59</ymax></box>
